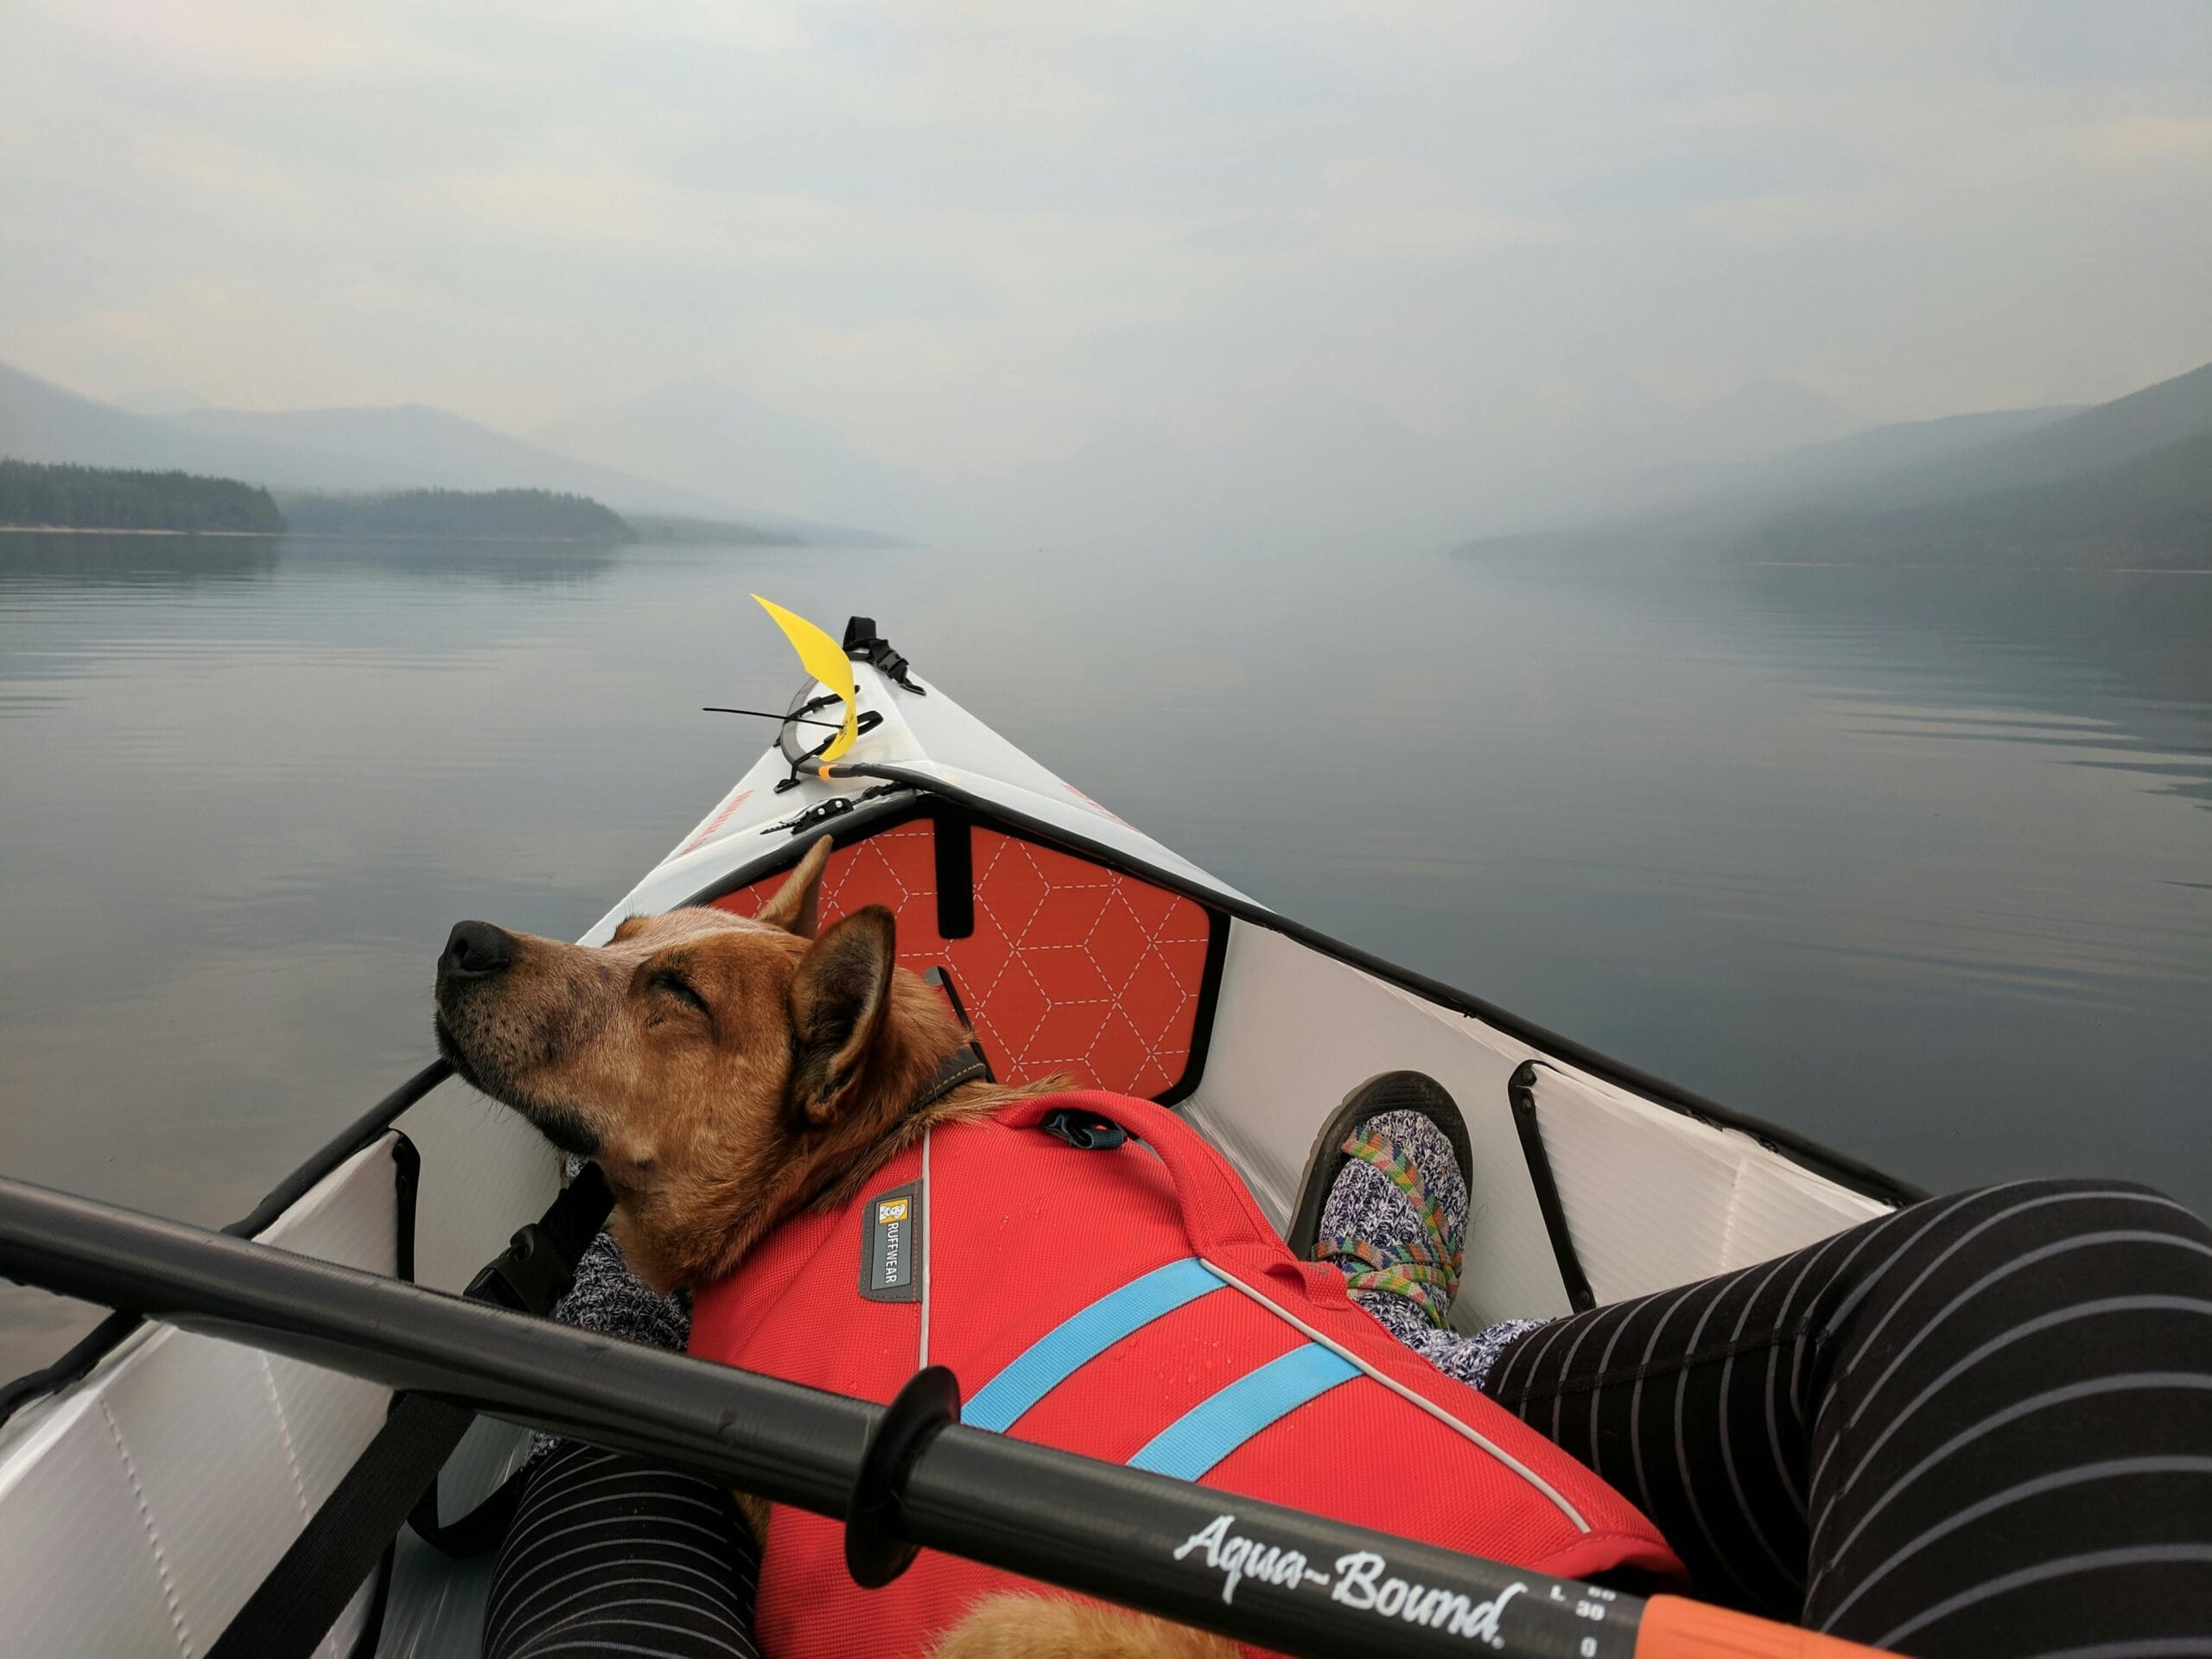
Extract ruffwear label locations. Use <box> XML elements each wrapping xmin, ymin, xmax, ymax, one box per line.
<box><xmin>859</xmin><ymin>1179</ymin><xmax>922</xmax><ymax>1302</ymax></box>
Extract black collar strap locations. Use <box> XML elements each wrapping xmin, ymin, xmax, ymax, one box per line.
<box><xmin>910</xmin><ymin>1042</ymin><xmax>991</xmax><ymax>1114</ymax></box>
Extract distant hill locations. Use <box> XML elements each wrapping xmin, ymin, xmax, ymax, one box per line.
<box><xmin>1726</xmin><ymin>360</ymin><xmax>2212</xmax><ymax>569</ymax></box>
<box><xmin>1456</xmin><ymin>359</ymin><xmax>2212</xmax><ymax>571</ymax></box>
<box><xmin>530</xmin><ymin>379</ymin><xmax>946</xmax><ymax>543</ymax></box>
<box><xmin>0</xmin><ymin>459</ymin><xmax>283</xmax><ymax>533</ymax></box>
<box><xmin>1861</xmin><ymin>362</ymin><xmax>2212</xmax><ymax>511</ymax></box>
<box><xmin>276</xmin><ymin>487</ymin><xmax>632</xmax><ymax>543</ymax></box>
<box><xmin>165</xmin><ymin>401</ymin><xmax>761</xmax><ymax>519</ymax></box>
<box><xmin>0</xmin><ymin>362</ymin><xmax>249</xmax><ymax>478</ymax></box>
<box><xmin>0</xmin><ymin>462</ymin><xmax>642</xmax><ymax>543</ymax></box>
<box><xmin>1748</xmin><ymin>430</ymin><xmax>2212</xmax><ymax>570</ymax></box>
<box><xmin>625</xmin><ymin>512</ymin><xmax>803</xmax><ymax>548</ymax></box>
<box><xmin>1458</xmin><ymin>377</ymin><xmax>1870</xmax><ymax>531</ymax></box>
<box><xmin>0</xmin><ymin>361</ymin><xmax>880</xmax><ymax>543</ymax></box>
<box><xmin>1722</xmin><ymin>405</ymin><xmax>2082</xmax><ymax>507</ymax></box>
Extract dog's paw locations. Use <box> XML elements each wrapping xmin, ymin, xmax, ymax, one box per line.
<box><xmin>930</xmin><ymin>1593</ymin><xmax>1236</xmax><ymax>1659</ymax></box>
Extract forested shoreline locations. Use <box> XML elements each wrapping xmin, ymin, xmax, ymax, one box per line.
<box><xmin>276</xmin><ymin>486</ymin><xmax>632</xmax><ymax>542</ymax></box>
<box><xmin>0</xmin><ymin>459</ymin><xmax>283</xmax><ymax>532</ymax></box>
<box><xmin>1</xmin><ymin>461</ymin><xmax>636</xmax><ymax>543</ymax></box>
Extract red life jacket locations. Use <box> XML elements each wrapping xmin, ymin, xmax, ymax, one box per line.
<box><xmin>690</xmin><ymin>1090</ymin><xmax>1679</xmax><ymax>1658</ymax></box>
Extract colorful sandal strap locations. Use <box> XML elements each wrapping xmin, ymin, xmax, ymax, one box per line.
<box><xmin>1323</xmin><ymin>1233</ymin><xmax>1452</xmax><ymax>1272</ymax></box>
<box><xmin>1322</xmin><ymin>1238</ymin><xmax>1457</xmax><ymax>1326</ymax></box>
<box><xmin>1318</xmin><ymin>1124</ymin><xmax>1466</xmax><ymax>1330</ymax></box>
<box><xmin>1339</xmin><ymin>1127</ymin><xmax>1464</xmax><ymax>1278</ymax></box>
<box><xmin>1346</xmin><ymin>1267</ymin><xmax>1452</xmax><ymax>1322</ymax></box>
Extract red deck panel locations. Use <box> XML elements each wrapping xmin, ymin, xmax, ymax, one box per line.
<box><xmin>711</xmin><ymin>821</ymin><xmax>1212</xmax><ymax>1099</ymax></box>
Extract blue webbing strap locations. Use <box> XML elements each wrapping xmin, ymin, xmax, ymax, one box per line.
<box><xmin>1128</xmin><ymin>1344</ymin><xmax>1361</xmax><ymax>1481</ymax></box>
<box><xmin>965</xmin><ymin>1257</ymin><xmax>1224</xmax><ymax>1433</ymax></box>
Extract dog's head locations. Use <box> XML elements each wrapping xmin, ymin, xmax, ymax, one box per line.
<box><xmin>432</xmin><ymin>837</ymin><xmax>975</xmax><ymax>1285</ymax></box>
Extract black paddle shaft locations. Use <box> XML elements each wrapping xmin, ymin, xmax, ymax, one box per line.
<box><xmin>0</xmin><ymin>1173</ymin><xmax>1646</xmax><ymax>1659</ymax></box>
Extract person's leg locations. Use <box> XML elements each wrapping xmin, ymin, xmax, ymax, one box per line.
<box><xmin>1317</xmin><ymin>1110</ymin><xmax>2212</xmax><ymax>1655</ymax></box>
<box><xmin>484</xmin><ymin>1442</ymin><xmax>760</xmax><ymax>1659</ymax></box>
<box><xmin>1480</xmin><ymin>1179</ymin><xmax>2212</xmax><ymax>1655</ymax></box>
<box><xmin>483</xmin><ymin>1231</ymin><xmax>762</xmax><ymax>1659</ymax></box>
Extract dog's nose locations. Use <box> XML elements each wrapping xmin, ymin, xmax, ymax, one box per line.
<box><xmin>441</xmin><ymin>920</ymin><xmax>516</xmax><ymax>981</ymax></box>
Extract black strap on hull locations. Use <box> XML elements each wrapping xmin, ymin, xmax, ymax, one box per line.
<box><xmin>207</xmin><ymin>1163</ymin><xmax>613</xmax><ymax>1659</ymax></box>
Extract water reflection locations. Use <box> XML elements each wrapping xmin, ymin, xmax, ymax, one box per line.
<box><xmin>0</xmin><ymin>531</ymin><xmax>632</xmax><ymax>590</ymax></box>
<box><xmin>0</xmin><ymin>531</ymin><xmax>283</xmax><ymax>588</ymax></box>
<box><xmin>270</xmin><ymin>537</ymin><xmax>627</xmax><ymax>587</ymax></box>
<box><xmin>1740</xmin><ymin>563</ymin><xmax>2212</xmax><ymax>808</ymax></box>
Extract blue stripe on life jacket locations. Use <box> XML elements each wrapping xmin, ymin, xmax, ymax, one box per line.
<box><xmin>964</xmin><ymin>1257</ymin><xmax>1225</xmax><ymax>1433</ymax></box>
<box><xmin>1128</xmin><ymin>1343</ymin><xmax>1361</xmax><ymax>1481</ymax></box>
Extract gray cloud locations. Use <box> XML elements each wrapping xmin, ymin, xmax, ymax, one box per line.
<box><xmin>3</xmin><ymin>1</ymin><xmax>2207</xmax><ymax>526</ymax></box>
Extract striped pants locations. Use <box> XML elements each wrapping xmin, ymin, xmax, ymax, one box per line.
<box><xmin>1483</xmin><ymin>1179</ymin><xmax>2212</xmax><ymax>1655</ymax></box>
<box><xmin>481</xmin><ymin>1440</ymin><xmax>760</xmax><ymax>1659</ymax></box>
<box><xmin>486</xmin><ymin>1179</ymin><xmax>2212</xmax><ymax>1657</ymax></box>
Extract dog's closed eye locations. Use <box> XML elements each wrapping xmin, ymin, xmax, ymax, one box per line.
<box><xmin>650</xmin><ymin>970</ymin><xmax>709</xmax><ymax>1014</ymax></box>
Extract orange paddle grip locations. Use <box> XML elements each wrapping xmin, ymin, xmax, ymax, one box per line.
<box><xmin>1635</xmin><ymin>1595</ymin><xmax>1891</xmax><ymax>1657</ymax></box>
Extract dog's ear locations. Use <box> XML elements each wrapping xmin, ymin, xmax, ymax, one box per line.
<box><xmin>611</xmin><ymin>914</ymin><xmax>653</xmax><ymax>944</ymax></box>
<box><xmin>756</xmin><ymin>836</ymin><xmax>833</xmax><ymax>938</ymax></box>
<box><xmin>786</xmin><ymin>904</ymin><xmax>895</xmax><ymax>1126</ymax></box>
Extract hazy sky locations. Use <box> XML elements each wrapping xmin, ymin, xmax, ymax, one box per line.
<box><xmin>3</xmin><ymin>1</ymin><xmax>2208</xmax><ymax>481</ymax></box>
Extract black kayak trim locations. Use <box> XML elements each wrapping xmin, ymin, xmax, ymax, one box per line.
<box><xmin>697</xmin><ymin>767</ymin><xmax>1924</xmax><ymax>1211</ymax></box>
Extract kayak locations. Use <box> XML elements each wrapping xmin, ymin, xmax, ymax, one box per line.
<box><xmin>0</xmin><ymin>610</ymin><xmax>1917</xmax><ymax>1657</ymax></box>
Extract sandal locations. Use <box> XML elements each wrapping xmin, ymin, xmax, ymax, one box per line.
<box><xmin>1287</xmin><ymin>1071</ymin><xmax>1473</xmax><ymax>1327</ymax></box>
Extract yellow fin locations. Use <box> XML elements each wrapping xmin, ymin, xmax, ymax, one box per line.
<box><xmin>752</xmin><ymin>595</ymin><xmax>859</xmax><ymax>762</ymax></box>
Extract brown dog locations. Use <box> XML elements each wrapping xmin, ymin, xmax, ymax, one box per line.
<box><xmin>434</xmin><ymin>837</ymin><xmax>1232</xmax><ymax>1658</ymax></box>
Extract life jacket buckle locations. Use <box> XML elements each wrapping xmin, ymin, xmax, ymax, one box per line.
<box><xmin>1039</xmin><ymin>1109</ymin><xmax>1128</xmax><ymax>1151</ymax></box>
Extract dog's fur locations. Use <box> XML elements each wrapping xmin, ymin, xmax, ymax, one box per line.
<box><xmin>435</xmin><ymin>837</ymin><xmax>1233</xmax><ymax>1658</ymax></box>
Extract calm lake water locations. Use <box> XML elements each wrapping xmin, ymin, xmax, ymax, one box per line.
<box><xmin>2</xmin><ymin>532</ymin><xmax>2207</xmax><ymax>1376</ymax></box>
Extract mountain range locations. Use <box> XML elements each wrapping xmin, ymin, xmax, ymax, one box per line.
<box><xmin>7</xmin><ymin>353</ymin><xmax>2207</xmax><ymax>565</ymax></box>
<box><xmin>0</xmin><ymin>363</ymin><xmax>900</xmax><ymax>543</ymax></box>
<box><xmin>1459</xmin><ymin>359</ymin><xmax>2212</xmax><ymax>570</ymax></box>
<box><xmin>8</xmin><ymin>357</ymin><xmax>1882</xmax><ymax>554</ymax></box>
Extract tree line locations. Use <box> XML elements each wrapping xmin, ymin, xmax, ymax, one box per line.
<box><xmin>0</xmin><ymin>459</ymin><xmax>283</xmax><ymax>532</ymax></box>
<box><xmin>1</xmin><ymin>461</ymin><xmax>635</xmax><ymax>543</ymax></box>
<box><xmin>277</xmin><ymin>487</ymin><xmax>632</xmax><ymax>542</ymax></box>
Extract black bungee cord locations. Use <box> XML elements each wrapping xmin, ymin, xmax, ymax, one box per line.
<box><xmin>700</xmin><ymin>704</ymin><xmax>847</xmax><ymax>731</ymax></box>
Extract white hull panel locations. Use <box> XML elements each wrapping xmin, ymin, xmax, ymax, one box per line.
<box><xmin>0</xmin><ymin>1138</ymin><xmax>403</xmax><ymax>1657</ymax></box>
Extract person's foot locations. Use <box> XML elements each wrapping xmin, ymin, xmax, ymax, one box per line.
<box><xmin>1310</xmin><ymin>1074</ymin><xmax>1548</xmax><ymax>1391</ymax></box>
<box><xmin>1314</xmin><ymin>1101</ymin><xmax>1470</xmax><ymax>1339</ymax></box>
